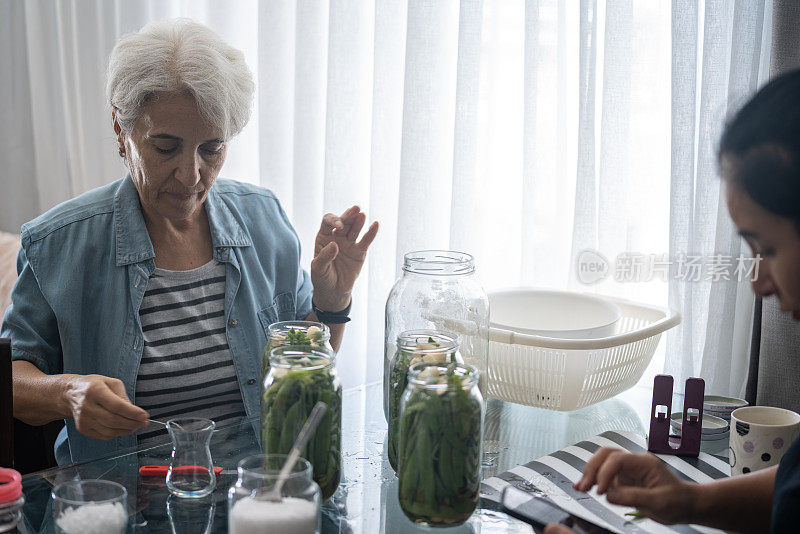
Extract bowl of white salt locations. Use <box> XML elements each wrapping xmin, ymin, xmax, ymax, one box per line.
<box><xmin>228</xmin><ymin>454</ymin><xmax>321</xmax><ymax>534</ymax></box>
<box><xmin>51</xmin><ymin>480</ymin><xmax>128</xmax><ymax>534</ymax></box>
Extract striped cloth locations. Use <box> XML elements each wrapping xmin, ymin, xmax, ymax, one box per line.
<box><xmin>481</xmin><ymin>430</ymin><xmax>732</xmax><ymax>534</ymax></box>
<box><xmin>135</xmin><ymin>259</ymin><xmax>246</xmax><ymax>444</ymax></box>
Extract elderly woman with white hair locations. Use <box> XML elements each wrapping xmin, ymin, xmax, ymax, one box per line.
<box><xmin>1</xmin><ymin>19</ymin><xmax>378</xmax><ymax>465</ymax></box>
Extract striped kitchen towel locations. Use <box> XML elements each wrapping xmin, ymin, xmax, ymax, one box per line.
<box><xmin>480</xmin><ymin>430</ymin><xmax>732</xmax><ymax>534</ymax></box>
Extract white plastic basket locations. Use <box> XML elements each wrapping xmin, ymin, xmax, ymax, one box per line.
<box><xmin>486</xmin><ymin>295</ymin><xmax>680</xmax><ymax>411</ymax></box>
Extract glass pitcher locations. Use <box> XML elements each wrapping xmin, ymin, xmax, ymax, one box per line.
<box><xmin>396</xmin><ymin>362</ymin><xmax>484</xmax><ymax>527</ymax></box>
<box><xmin>228</xmin><ymin>454</ymin><xmax>321</xmax><ymax>534</ymax></box>
<box><xmin>166</xmin><ymin>418</ymin><xmax>216</xmax><ymax>498</ymax></box>
<box><xmin>384</xmin><ymin>250</ymin><xmax>489</xmax><ymax>419</ymax></box>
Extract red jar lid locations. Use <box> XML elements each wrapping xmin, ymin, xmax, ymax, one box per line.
<box><xmin>0</xmin><ymin>468</ymin><xmax>22</xmax><ymax>502</ymax></box>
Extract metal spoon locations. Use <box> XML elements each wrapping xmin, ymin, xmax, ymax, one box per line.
<box><xmin>257</xmin><ymin>401</ymin><xmax>328</xmax><ymax>502</ymax></box>
<box><xmin>148</xmin><ymin>418</ymin><xmax>185</xmax><ymax>432</ymax></box>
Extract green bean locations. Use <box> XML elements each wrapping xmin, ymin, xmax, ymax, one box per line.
<box><xmin>397</xmin><ymin>369</ymin><xmax>482</xmax><ymax>526</ymax></box>
<box><xmin>388</xmin><ymin>347</ymin><xmax>456</xmax><ymax>471</ymax></box>
<box><xmin>261</xmin><ymin>364</ymin><xmax>342</xmax><ymax>500</ymax></box>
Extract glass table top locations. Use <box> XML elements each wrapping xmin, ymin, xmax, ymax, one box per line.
<box><xmin>18</xmin><ymin>381</ymin><xmax>723</xmax><ymax>533</ymax></box>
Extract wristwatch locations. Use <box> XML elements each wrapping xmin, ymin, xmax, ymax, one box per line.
<box><xmin>312</xmin><ymin>299</ymin><xmax>352</xmax><ymax>324</ymax></box>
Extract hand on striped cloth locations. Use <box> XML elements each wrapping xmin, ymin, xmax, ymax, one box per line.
<box><xmin>481</xmin><ymin>430</ymin><xmax>732</xmax><ymax>534</ymax></box>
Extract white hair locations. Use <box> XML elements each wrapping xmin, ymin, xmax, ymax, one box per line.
<box><xmin>106</xmin><ymin>18</ymin><xmax>254</xmax><ymax>139</ymax></box>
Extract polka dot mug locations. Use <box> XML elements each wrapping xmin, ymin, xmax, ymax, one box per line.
<box><xmin>729</xmin><ymin>406</ymin><xmax>800</xmax><ymax>476</ymax></box>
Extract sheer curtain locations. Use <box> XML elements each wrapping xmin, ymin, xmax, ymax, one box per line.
<box><xmin>0</xmin><ymin>0</ymin><xmax>774</xmax><ymax>394</ymax></box>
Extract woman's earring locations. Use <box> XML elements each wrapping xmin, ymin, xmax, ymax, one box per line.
<box><xmin>119</xmin><ymin>147</ymin><xmax>126</xmax><ymax>158</ymax></box>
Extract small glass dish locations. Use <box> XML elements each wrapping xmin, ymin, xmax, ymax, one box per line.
<box><xmin>51</xmin><ymin>480</ymin><xmax>128</xmax><ymax>534</ymax></box>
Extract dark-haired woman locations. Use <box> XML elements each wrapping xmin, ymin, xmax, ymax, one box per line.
<box><xmin>547</xmin><ymin>69</ymin><xmax>800</xmax><ymax>534</ymax></box>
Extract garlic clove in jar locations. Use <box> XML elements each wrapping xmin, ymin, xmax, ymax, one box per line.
<box><xmin>274</xmin><ymin>367</ymin><xmax>289</xmax><ymax>379</ymax></box>
<box><xmin>306</xmin><ymin>326</ymin><xmax>322</xmax><ymax>338</ymax></box>
<box><xmin>418</xmin><ymin>366</ymin><xmax>441</xmax><ymax>381</ymax></box>
<box><xmin>423</xmin><ymin>351</ymin><xmax>448</xmax><ymax>363</ymax></box>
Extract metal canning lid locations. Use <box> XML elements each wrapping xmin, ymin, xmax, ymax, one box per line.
<box><xmin>0</xmin><ymin>468</ymin><xmax>22</xmax><ymax>503</ymax></box>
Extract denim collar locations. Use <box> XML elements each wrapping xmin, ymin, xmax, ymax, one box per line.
<box><xmin>113</xmin><ymin>175</ymin><xmax>251</xmax><ymax>266</ymax></box>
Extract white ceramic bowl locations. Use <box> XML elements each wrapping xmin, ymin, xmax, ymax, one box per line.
<box><xmin>703</xmin><ymin>396</ymin><xmax>749</xmax><ymax>420</ymax></box>
<box><xmin>489</xmin><ymin>288</ymin><xmax>622</xmax><ymax>339</ymax></box>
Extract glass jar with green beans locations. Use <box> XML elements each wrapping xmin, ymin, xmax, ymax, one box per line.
<box><xmin>261</xmin><ymin>346</ymin><xmax>341</xmax><ymax>501</ymax></box>
<box><xmin>397</xmin><ymin>362</ymin><xmax>483</xmax><ymax>527</ymax></box>
<box><xmin>262</xmin><ymin>321</ymin><xmax>331</xmax><ymax>384</ymax></box>
<box><xmin>387</xmin><ymin>330</ymin><xmax>460</xmax><ymax>472</ymax></box>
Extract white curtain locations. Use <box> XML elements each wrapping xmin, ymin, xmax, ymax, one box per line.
<box><xmin>0</xmin><ymin>0</ymin><xmax>774</xmax><ymax>394</ymax></box>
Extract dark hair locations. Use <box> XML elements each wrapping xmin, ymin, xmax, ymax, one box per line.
<box><xmin>719</xmin><ymin>69</ymin><xmax>800</xmax><ymax>227</ymax></box>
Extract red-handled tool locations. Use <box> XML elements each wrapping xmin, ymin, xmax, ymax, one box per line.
<box><xmin>139</xmin><ymin>465</ymin><xmax>224</xmax><ymax>477</ymax></box>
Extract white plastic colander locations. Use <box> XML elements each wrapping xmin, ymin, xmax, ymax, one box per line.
<box><xmin>486</xmin><ymin>292</ymin><xmax>680</xmax><ymax>411</ymax></box>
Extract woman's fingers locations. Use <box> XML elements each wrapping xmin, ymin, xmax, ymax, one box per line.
<box><xmin>82</xmin><ymin>398</ymin><xmax>145</xmax><ymax>433</ymax></box>
<box><xmin>317</xmin><ymin>206</ymin><xmax>378</xmax><ymax>253</ymax></box>
<box><xmin>319</xmin><ymin>213</ymin><xmax>344</xmax><ymax>236</ymax></box>
<box><xmin>575</xmin><ymin>447</ymin><xmax>619</xmax><ymax>491</ymax></box>
<box><xmin>99</xmin><ymin>379</ymin><xmax>149</xmax><ymax>424</ymax></box>
<box><xmin>594</xmin><ymin>451</ymin><xmax>647</xmax><ymax>494</ymax></box>
<box><xmin>312</xmin><ymin>242</ymin><xmax>339</xmax><ymax>269</ymax></box>
<box><xmin>337</xmin><ymin>206</ymin><xmax>359</xmax><ymax>237</ymax></box>
<box><xmin>605</xmin><ymin>484</ymin><xmax>650</xmax><ymax>508</ymax></box>
<box><xmin>346</xmin><ymin>212</ymin><xmax>366</xmax><ymax>241</ymax></box>
<box><xmin>68</xmin><ymin>374</ymin><xmax>148</xmax><ymax>439</ymax></box>
<box><xmin>339</xmin><ymin>205</ymin><xmax>359</xmax><ymax>221</ymax></box>
<box><xmin>356</xmin><ymin>221</ymin><xmax>379</xmax><ymax>250</ymax></box>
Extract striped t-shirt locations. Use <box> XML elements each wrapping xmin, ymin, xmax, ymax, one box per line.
<box><xmin>135</xmin><ymin>259</ymin><xmax>246</xmax><ymax>444</ymax></box>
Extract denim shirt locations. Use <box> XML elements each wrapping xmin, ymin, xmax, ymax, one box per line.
<box><xmin>1</xmin><ymin>175</ymin><xmax>313</xmax><ymax>464</ymax></box>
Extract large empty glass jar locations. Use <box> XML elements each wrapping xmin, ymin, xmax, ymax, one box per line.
<box><xmin>384</xmin><ymin>250</ymin><xmax>489</xmax><ymax>419</ymax></box>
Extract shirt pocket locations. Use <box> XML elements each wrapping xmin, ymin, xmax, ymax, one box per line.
<box><xmin>257</xmin><ymin>292</ymin><xmax>298</xmax><ymax>332</ymax></box>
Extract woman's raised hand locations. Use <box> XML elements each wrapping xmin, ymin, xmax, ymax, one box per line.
<box><xmin>310</xmin><ymin>206</ymin><xmax>379</xmax><ymax>312</ymax></box>
<box><xmin>573</xmin><ymin>447</ymin><xmax>696</xmax><ymax>525</ymax></box>
<box><xmin>64</xmin><ymin>374</ymin><xmax>149</xmax><ymax>440</ymax></box>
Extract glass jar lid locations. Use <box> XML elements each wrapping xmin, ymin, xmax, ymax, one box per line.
<box><xmin>402</xmin><ymin>250</ymin><xmax>475</xmax><ymax>275</ymax></box>
<box><xmin>408</xmin><ymin>361</ymin><xmax>479</xmax><ymax>390</ymax></box>
<box><xmin>0</xmin><ymin>468</ymin><xmax>22</xmax><ymax>503</ymax></box>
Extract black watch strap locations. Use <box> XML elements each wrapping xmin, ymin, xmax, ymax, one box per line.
<box><xmin>312</xmin><ymin>299</ymin><xmax>352</xmax><ymax>324</ymax></box>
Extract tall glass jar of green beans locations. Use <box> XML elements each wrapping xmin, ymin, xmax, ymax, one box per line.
<box><xmin>262</xmin><ymin>321</ymin><xmax>331</xmax><ymax>385</ymax></box>
<box><xmin>261</xmin><ymin>346</ymin><xmax>341</xmax><ymax>501</ymax></box>
<box><xmin>387</xmin><ymin>330</ymin><xmax>460</xmax><ymax>472</ymax></box>
<box><xmin>397</xmin><ymin>362</ymin><xmax>484</xmax><ymax>527</ymax></box>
